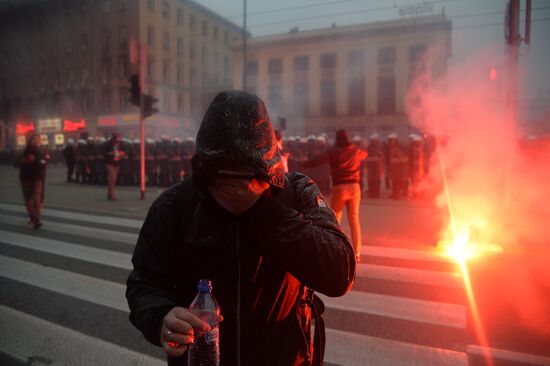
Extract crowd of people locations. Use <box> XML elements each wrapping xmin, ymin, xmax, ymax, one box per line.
<box><xmin>59</xmin><ymin>131</ymin><xmax>436</xmax><ymax>201</ymax></box>
<box><xmin>61</xmin><ymin>134</ymin><xmax>196</xmax><ymax>189</ymax></box>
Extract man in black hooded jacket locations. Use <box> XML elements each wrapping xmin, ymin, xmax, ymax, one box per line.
<box><xmin>126</xmin><ymin>91</ymin><xmax>355</xmax><ymax>366</ymax></box>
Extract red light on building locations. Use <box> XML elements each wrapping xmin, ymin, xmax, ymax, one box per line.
<box><xmin>63</xmin><ymin>119</ymin><xmax>86</xmax><ymax>132</ymax></box>
<box><xmin>489</xmin><ymin>68</ymin><xmax>497</xmax><ymax>81</ymax></box>
<box><xmin>16</xmin><ymin>122</ymin><xmax>35</xmax><ymax>135</ymax></box>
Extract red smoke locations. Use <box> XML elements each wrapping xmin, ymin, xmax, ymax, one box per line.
<box><xmin>407</xmin><ymin>49</ymin><xmax>550</xmax><ymax>336</ymax></box>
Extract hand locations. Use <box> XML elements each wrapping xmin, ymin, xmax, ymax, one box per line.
<box><xmin>208</xmin><ymin>177</ymin><xmax>270</xmax><ymax>214</ymax></box>
<box><xmin>160</xmin><ymin>307</ymin><xmax>210</xmax><ymax>358</ymax></box>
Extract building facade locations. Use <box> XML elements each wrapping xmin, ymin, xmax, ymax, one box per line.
<box><xmin>233</xmin><ymin>15</ymin><xmax>451</xmax><ymax>138</ymax></box>
<box><xmin>0</xmin><ymin>0</ymin><xmax>241</xmax><ymax>149</ymax></box>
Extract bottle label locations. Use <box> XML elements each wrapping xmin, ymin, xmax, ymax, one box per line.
<box><xmin>205</xmin><ymin>327</ymin><xmax>219</xmax><ymax>345</ymax></box>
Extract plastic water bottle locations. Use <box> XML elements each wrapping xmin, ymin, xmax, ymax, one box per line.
<box><xmin>188</xmin><ymin>279</ymin><xmax>221</xmax><ymax>366</ymax></box>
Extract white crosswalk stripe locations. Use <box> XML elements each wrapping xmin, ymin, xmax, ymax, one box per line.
<box><xmin>1</xmin><ymin>205</ymin><xmax>548</xmax><ymax>366</ymax></box>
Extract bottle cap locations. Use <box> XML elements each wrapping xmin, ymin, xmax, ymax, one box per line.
<box><xmin>197</xmin><ymin>279</ymin><xmax>212</xmax><ymax>292</ymax></box>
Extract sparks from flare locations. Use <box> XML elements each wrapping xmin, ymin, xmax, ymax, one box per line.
<box><xmin>436</xmin><ymin>146</ymin><xmax>495</xmax><ymax>366</ymax></box>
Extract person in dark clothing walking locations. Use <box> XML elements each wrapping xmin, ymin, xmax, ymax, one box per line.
<box><xmin>301</xmin><ymin>129</ymin><xmax>368</xmax><ymax>262</ymax></box>
<box><xmin>19</xmin><ymin>134</ymin><xmax>49</xmax><ymax>229</ymax></box>
<box><xmin>366</xmin><ymin>134</ymin><xmax>384</xmax><ymax>198</ymax></box>
<box><xmin>126</xmin><ymin>91</ymin><xmax>355</xmax><ymax>366</ymax></box>
<box><xmin>102</xmin><ymin>133</ymin><xmax>125</xmax><ymax>200</ymax></box>
<box><xmin>62</xmin><ymin>138</ymin><xmax>76</xmax><ymax>182</ymax></box>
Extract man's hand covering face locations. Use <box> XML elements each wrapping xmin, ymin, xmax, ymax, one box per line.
<box><xmin>208</xmin><ymin>177</ymin><xmax>270</xmax><ymax>214</ymax></box>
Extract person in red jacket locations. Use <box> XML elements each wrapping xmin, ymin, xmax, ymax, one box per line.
<box><xmin>301</xmin><ymin>129</ymin><xmax>368</xmax><ymax>261</ymax></box>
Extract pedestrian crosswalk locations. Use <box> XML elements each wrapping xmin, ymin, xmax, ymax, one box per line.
<box><xmin>0</xmin><ymin>203</ymin><xmax>548</xmax><ymax>366</ymax></box>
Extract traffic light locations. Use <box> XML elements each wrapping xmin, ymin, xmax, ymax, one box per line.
<box><xmin>129</xmin><ymin>74</ymin><xmax>140</xmax><ymax>106</ymax></box>
<box><xmin>143</xmin><ymin>94</ymin><xmax>159</xmax><ymax>118</ymax></box>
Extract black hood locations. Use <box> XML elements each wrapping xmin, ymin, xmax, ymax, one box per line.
<box><xmin>192</xmin><ymin>91</ymin><xmax>285</xmax><ymax>188</ymax></box>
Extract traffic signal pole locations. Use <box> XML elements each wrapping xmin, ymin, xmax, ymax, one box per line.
<box><xmin>139</xmin><ymin>43</ymin><xmax>147</xmax><ymax>200</ymax></box>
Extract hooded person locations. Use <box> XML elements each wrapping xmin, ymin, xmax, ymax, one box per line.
<box><xmin>301</xmin><ymin>128</ymin><xmax>368</xmax><ymax>261</ymax></box>
<box><xmin>126</xmin><ymin>91</ymin><xmax>355</xmax><ymax>366</ymax></box>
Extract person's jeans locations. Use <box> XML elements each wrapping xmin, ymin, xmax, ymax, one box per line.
<box><xmin>330</xmin><ymin>183</ymin><xmax>362</xmax><ymax>256</ymax></box>
<box><xmin>21</xmin><ymin>180</ymin><xmax>44</xmax><ymax>221</ymax></box>
<box><xmin>106</xmin><ymin>164</ymin><xmax>120</xmax><ymax>199</ymax></box>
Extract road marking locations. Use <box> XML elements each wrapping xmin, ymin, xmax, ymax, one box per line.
<box><xmin>0</xmin><ymin>305</ymin><xmax>164</xmax><ymax>366</ymax></box>
<box><xmin>325</xmin><ymin>328</ymin><xmax>467</xmax><ymax>366</ymax></box>
<box><xmin>318</xmin><ymin>291</ymin><xmax>466</xmax><ymax>329</ymax></box>
<box><xmin>0</xmin><ymin>230</ymin><xmax>132</xmax><ymax>270</ymax></box>
<box><xmin>357</xmin><ymin>263</ymin><xmax>463</xmax><ymax>288</ymax></box>
<box><xmin>362</xmin><ymin>245</ymin><xmax>453</xmax><ymax>263</ymax></box>
<box><xmin>0</xmin><ymin>203</ymin><xmax>142</xmax><ymax>229</ymax></box>
<box><xmin>0</xmin><ymin>213</ymin><xmax>137</xmax><ymax>245</ymax></box>
<box><xmin>0</xmin><ymin>255</ymin><xmax>128</xmax><ymax>312</ymax></box>
<box><xmin>466</xmin><ymin>345</ymin><xmax>550</xmax><ymax>366</ymax></box>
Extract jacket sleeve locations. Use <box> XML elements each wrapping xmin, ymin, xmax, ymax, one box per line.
<box><xmin>126</xmin><ymin>189</ymin><xmax>180</xmax><ymax>347</ymax></box>
<box><xmin>245</xmin><ymin>172</ymin><xmax>356</xmax><ymax>297</ymax></box>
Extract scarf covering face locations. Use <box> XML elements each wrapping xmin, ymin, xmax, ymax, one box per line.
<box><xmin>192</xmin><ymin>91</ymin><xmax>285</xmax><ymax>189</ymax></box>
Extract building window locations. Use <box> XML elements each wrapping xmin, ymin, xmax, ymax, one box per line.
<box><xmin>378</xmin><ymin>47</ymin><xmax>396</xmax><ymax>65</ymax></box>
<box><xmin>177</xmin><ymin>8</ymin><xmax>183</xmax><ymax>25</ymax></box>
<box><xmin>320</xmin><ymin>79</ymin><xmax>336</xmax><ymax>116</ymax></box>
<box><xmin>120</xmin><ymin>0</ymin><xmax>127</xmax><ymax>11</ymax></box>
<box><xmin>224</xmin><ymin>56</ymin><xmax>229</xmax><ymax>73</ymax></box>
<box><xmin>120</xmin><ymin>25</ymin><xmax>128</xmax><ymax>49</ymax></box>
<box><xmin>147</xmin><ymin>0</ymin><xmax>154</xmax><ymax>12</ymax></box>
<box><xmin>409</xmin><ymin>44</ymin><xmax>427</xmax><ymax>63</ymax></box>
<box><xmin>177</xmin><ymin>37</ymin><xmax>183</xmax><ymax>56</ymax></box>
<box><xmin>268</xmin><ymin>58</ymin><xmax>283</xmax><ymax>74</ymax></box>
<box><xmin>102</xmin><ymin>30</ymin><xmax>111</xmax><ymax>52</ymax></box>
<box><xmin>163</xmin><ymin>31</ymin><xmax>170</xmax><ymax>51</ymax></box>
<box><xmin>189</xmin><ymin>67</ymin><xmax>195</xmax><ymax>87</ymax></box>
<box><xmin>177</xmin><ymin>64</ymin><xmax>182</xmax><ymax>85</ymax></box>
<box><xmin>162</xmin><ymin>0</ymin><xmax>169</xmax><ymax>19</ymax></box>
<box><xmin>378</xmin><ymin>76</ymin><xmax>395</xmax><ymax>113</ymax></box>
<box><xmin>190</xmin><ymin>15</ymin><xmax>196</xmax><ymax>31</ymax></box>
<box><xmin>294</xmin><ymin>56</ymin><xmax>309</xmax><ymax>72</ymax></box>
<box><xmin>202</xmin><ymin>20</ymin><xmax>208</xmax><ymax>36</ymax></box>
<box><xmin>201</xmin><ymin>47</ymin><xmax>207</xmax><ymax>65</ymax></box>
<box><xmin>102</xmin><ymin>0</ymin><xmax>110</xmax><ymax>14</ymax></box>
<box><xmin>348</xmin><ymin>78</ymin><xmax>365</xmax><ymax>115</ymax></box>
<box><xmin>103</xmin><ymin>90</ymin><xmax>111</xmax><ymax>111</ymax></box>
<box><xmin>293</xmin><ymin>82</ymin><xmax>309</xmax><ymax>116</ymax></box>
<box><xmin>163</xmin><ymin>91</ymin><xmax>170</xmax><ymax>113</ymax></box>
<box><xmin>190</xmin><ymin>42</ymin><xmax>195</xmax><ymax>60</ymax></box>
<box><xmin>163</xmin><ymin>60</ymin><xmax>169</xmax><ymax>82</ymax></box>
<box><xmin>320</xmin><ymin>53</ymin><xmax>336</xmax><ymax>69</ymax></box>
<box><xmin>119</xmin><ymin>56</ymin><xmax>128</xmax><ymax>78</ymax></box>
<box><xmin>177</xmin><ymin>94</ymin><xmax>183</xmax><ymax>113</ymax></box>
<box><xmin>81</xmin><ymin>33</ymin><xmax>88</xmax><ymax>53</ymax></box>
<box><xmin>147</xmin><ymin>60</ymin><xmax>154</xmax><ymax>79</ymax></box>
<box><xmin>268</xmin><ymin>84</ymin><xmax>283</xmax><ymax>113</ymax></box>
<box><xmin>245</xmin><ymin>60</ymin><xmax>257</xmax><ymax>87</ymax></box>
<box><xmin>213</xmin><ymin>26</ymin><xmax>219</xmax><ymax>42</ymax></box>
<box><xmin>147</xmin><ymin>26</ymin><xmax>155</xmax><ymax>46</ymax></box>
<box><xmin>102</xmin><ymin>60</ymin><xmax>111</xmax><ymax>84</ymax></box>
<box><xmin>224</xmin><ymin>31</ymin><xmax>229</xmax><ymax>45</ymax></box>
<box><xmin>67</xmin><ymin>42</ymin><xmax>73</xmax><ymax>55</ymax></box>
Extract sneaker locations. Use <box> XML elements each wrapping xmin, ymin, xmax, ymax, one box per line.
<box><xmin>33</xmin><ymin>219</ymin><xmax>42</xmax><ymax>230</ymax></box>
<box><xmin>108</xmin><ymin>196</ymin><xmax>116</xmax><ymax>201</ymax></box>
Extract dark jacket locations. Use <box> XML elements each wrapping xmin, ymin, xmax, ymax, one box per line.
<box><xmin>20</xmin><ymin>143</ymin><xmax>48</xmax><ymax>181</ymax></box>
<box><xmin>126</xmin><ymin>91</ymin><xmax>355</xmax><ymax>366</ymax></box>
<box><xmin>102</xmin><ymin>138</ymin><xmax>122</xmax><ymax>166</ymax></box>
<box><xmin>366</xmin><ymin>141</ymin><xmax>384</xmax><ymax>181</ymax></box>
<box><xmin>304</xmin><ymin>144</ymin><xmax>368</xmax><ymax>186</ymax></box>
